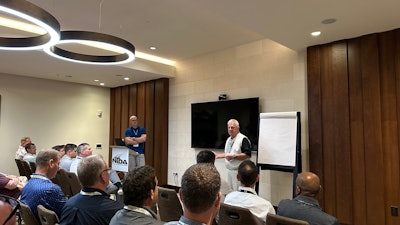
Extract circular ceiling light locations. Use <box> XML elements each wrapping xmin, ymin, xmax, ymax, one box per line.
<box><xmin>321</xmin><ymin>18</ymin><xmax>337</xmax><ymax>25</ymax></box>
<box><xmin>44</xmin><ymin>31</ymin><xmax>135</xmax><ymax>65</ymax></box>
<box><xmin>0</xmin><ymin>0</ymin><xmax>60</xmax><ymax>50</ymax></box>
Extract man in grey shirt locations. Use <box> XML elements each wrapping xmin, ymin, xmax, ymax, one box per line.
<box><xmin>110</xmin><ymin>165</ymin><xmax>164</xmax><ymax>225</ymax></box>
<box><xmin>277</xmin><ymin>172</ymin><xmax>339</xmax><ymax>225</ymax></box>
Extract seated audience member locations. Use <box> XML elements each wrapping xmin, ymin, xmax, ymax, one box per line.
<box><xmin>70</xmin><ymin>143</ymin><xmax>122</xmax><ymax>194</ymax></box>
<box><xmin>0</xmin><ymin>194</ymin><xmax>18</xmax><ymax>225</ymax></box>
<box><xmin>23</xmin><ymin>143</ymin><xmax>37</xmax><ymax>163</ymax></box>
<box><xmin>53</xmin><ymin>144</ymin><xmax>66</xmax><ymax>157</ymax></box>
<box><xmin>59</xmin><ymin>154</ymin><xmax>123</xmax><ymax>225</ymax></box>
<box><xmin>15</xmin><ymin>136</ymin><xmax>31</xmax><ymax>160</ymax></box>
<box><xmin>21</xmin><ymin>149</ymin><xmax>67</xmax><ymax>221</ymax></box>
<box><xmin>224</xmin><ymin>160</ymin><xmax>275</xmax><ymax>222</ymax></box>
<box><xmin>197</xmin><ymin>150</ymin><xmax>233</xmax><ymax>201</ymax></box>
<box><xmin>110</xmin><ymin>165</ymin><xmax>164</xmax><ymax>225</ymax></box>
<box><xmin>69</xmin><ymin>143</ymin><xmax>92</xmax><ymax>174</ymax></box>
<box><xmin>0</xmin><ymin>173</ymin><xmax>21</xmax><ymax>198</ymax></box>
<box><xmin>277</xmin><ymin>172</ymin><xmax>339</xmax><ymax>225</ymax></box>
<box><xmin>59</xmin><ymin>143</ymin><xmax>77</xmax><ymax>171</ymax></box>
<box><xmin>165</xmin><ymin>163</ymin><xmax>221</xmax><ymax>225</ymax></box>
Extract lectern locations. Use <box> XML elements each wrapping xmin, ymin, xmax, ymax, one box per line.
<box><xmin>110</xmin><ymin>145</ymin><xmax>130</xmax><ymax>172</ymax></box>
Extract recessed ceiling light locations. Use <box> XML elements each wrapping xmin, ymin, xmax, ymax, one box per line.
<box><xmin>100</xmin><ymin>83</ymin><xmax>105</xmax><ymax>86</ymax></box>
<box><xmin>94</xmin><ymin>79</ymin><xmax>99</xmax><ymax>82</ymax></box>
<box><xmin>311</xmin><ymin>31</ymin><xmax>321</xmax><ymax>37</ymax></box>
<box><xmin>321</xmin><ymin>18</ymin><xmax>337</xmax><ymax>24</ymax></box>
<box><xmin>124</xmin><ymin>77</ymin><xmax>130</xmax><ymax>81</ymax></box>
<box><xmin>150</xmin><ymin>46</ymin><xmax>157</xmax><ymax>50</ymax></box>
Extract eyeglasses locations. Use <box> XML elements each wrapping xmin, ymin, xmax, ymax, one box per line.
<box><xmin>101</xmin><ymin>168</ymin><xmax>111</xmax><ymax>175</ymax></box>
<box><xmin>0</xmin><ymin>194</ymin><xmax>20</xmax><ymax>225</ymax></box>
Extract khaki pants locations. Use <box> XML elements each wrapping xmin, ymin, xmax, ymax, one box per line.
<box><xmin>227</xmin><ymin>169</ymin><xmax>239</xmax><ymax>191</ymax></box>
<box><xmin>128</xmin><ymin>154</ymin><xmax>145</xmax><ymax>172</ymax></box>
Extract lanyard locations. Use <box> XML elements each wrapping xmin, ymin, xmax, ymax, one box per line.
<box><xmin>295</xmin><ymin>199</ymin><xmax>321</xmax><ymax>209</ymax></box>
<box><xmin>240</xmin><ymin>189</ymin><xmax>256</xmax><ymax>195</ymax></box>
<box><xmin>131</xmin><ymin>127</ymin><xmax>139</xmax><ymax>136</ymax></box>
<box><xmin>124</xmin><ymin>205</ymin><xmax>154</xmax><ymax>218</ymax></box>
<box><xmin>30</xmin><ymin>174</ymin><xmax>50</xmax><ymax>181</ymax></box>
<box><xmin>80</xmin><ymin>190</ymin><xmax>103</xmax><ymax>196</ymax></box>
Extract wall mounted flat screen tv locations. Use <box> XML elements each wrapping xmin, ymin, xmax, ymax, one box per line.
<box><xmin>191</xmin><ymin>97</ymin><xmax>259</xmax><ymax>150</ymax></box>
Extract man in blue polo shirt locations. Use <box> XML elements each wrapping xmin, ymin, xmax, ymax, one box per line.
<box><xmin>21</xmin><ymin>149</ymin><xmax>67</xmax><ymax>221</ymax></box>
<box><xmin>124</xmin><ymin>115</ymin><xmax>147</xmax><ymax>171</ymax></box>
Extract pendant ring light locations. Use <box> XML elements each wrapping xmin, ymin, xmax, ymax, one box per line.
<box><xmin>44</xmin><ymin>30</ymin><xmax>136</xmax><ymax>65</ymax></box>
<box><xmin>0</xmin><ymin>0</ymin><xmax>60</xmax><ymax>50</ymax></box>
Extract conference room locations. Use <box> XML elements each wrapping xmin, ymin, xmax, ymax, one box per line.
<box><xmin>0</xmin><ymin>1</ymin><xmax>399</xmax><ymax>225</ymax></box>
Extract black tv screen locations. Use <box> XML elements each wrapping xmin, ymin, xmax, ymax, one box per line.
<box><xmin>191</xmin><ymin>97</ymin><xmax>259</xmax><ymax>150</ymax></box>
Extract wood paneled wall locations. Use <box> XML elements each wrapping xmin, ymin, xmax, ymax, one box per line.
<box><xmin>307</xmin><ymin>29</ymin><xmax>400</xmax><ymax>225</ymax></box>
<box><xmin>109</xmin><ymin>78</ymin><xmax>169</xmax><ymax>185</ymax></box>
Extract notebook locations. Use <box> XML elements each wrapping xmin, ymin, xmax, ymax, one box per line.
<box><xmin>114</xmin><ymin>138</ymin><xmax>125</xmax><ymax>146</ymax></box>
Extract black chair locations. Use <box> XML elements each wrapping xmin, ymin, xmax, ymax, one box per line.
<box><xmin>266</xmin><ymin>213</ymin><xmax>309</xmax><ymax>225</ymax></box>
<box><xmin>218</xmin><ymin>203</ymin><xmax>265</xmax><ymax>225</ymax></box>
<box><xmin>157</xmin><ymin>186</ymin><xmax>183</xmax><ymax>222</ymax></box>
<box><xmin>29</xmin><ymin>161</ymin><xmax>37</xmax><ymax>173</ymax></box>
<box><xmin>15</xmin><ymin>159</ymin><xmax>32</xmax><ymax>179</ymax></box>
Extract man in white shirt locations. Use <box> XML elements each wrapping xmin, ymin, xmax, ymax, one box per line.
<box><xmin>224</xmin><ymin>160</ymin><xmax>275</xmax><ymax>222</ymax></box>
<box><xmin>15</xmin><ymin>137</ymin><xmax>31</xmax><ymax>160</ymax></box>
<box><xmin>216</xmin><ymin>119</ymin><xmax>251</xmax><ymax>191</ymax></box>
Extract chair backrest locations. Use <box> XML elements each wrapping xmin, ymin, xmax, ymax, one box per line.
<box><xmin>19</xmin><ymin>201</ymin><xmax>40</xmax><ymax>225</ymax></box>
<box><xmin>157</xmin><ymin>186</ymin><xmax>183</xmax><ymax>222</ymax></box>
<box><xmin>15</xmin><ymin>159</ymin><xmax>32</xmax><ymax>179</ymax></box>
<box><xmin>266</xmin><ymin>213</ymin><xmax>310</xmax><ymax>225</ymax></box>
<box><xmin>218</xmin><ymin>203</ymin><xmax>265</xmax><ymax>225</ymax></box>
<box><xmin>29</xmin><ymin>161</ymin><xmax>37</xmax><ymax>173</ymax></box>
<box><xmin>65</xmin><ymin>171</ymin><xmax>82</xmax><ymax>196</ymax></box>
<box><xmin>51</xmin><ymin>169</ymin><xmax>72</xmax><ymax>197</ymax></box>
<box><xmin>37</xmin><ymin>204</ymin><xmax>59</xmax><ymax>225</ymax></box>
<box><xmin>15</xmin><ymin>159</ymin><xmax>25</xmax><ymax>176</ymax></box>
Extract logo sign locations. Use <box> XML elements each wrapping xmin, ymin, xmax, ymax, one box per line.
<box><xmin>111</xmin><ymin>147</ymin><xmax>129</xmax><ymax>172</ymax></box>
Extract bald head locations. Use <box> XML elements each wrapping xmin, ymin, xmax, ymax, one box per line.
<box><xmin>0</xmin><ymin>201</ymin><xmax>16</xmax><ymax>225</ymax></box>
<box><xmin>296</xmin><ymin>172</ymin><xmax>321</xmax><ymax>198</ymax></box>
<box><xmin>130</xmin><ymin>115</ymin><xmax>138</xmax><ymax>128</ymax></box>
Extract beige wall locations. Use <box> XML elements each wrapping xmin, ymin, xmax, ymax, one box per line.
<box><xmin>0</xmin><ymin>74</ymin><xmax>110</xmax><ymax>175</ymax></box>
<box><xmin>168</xmin><ymin>39</ymin><xmax>308</xmax><ymax>205</ymax></box>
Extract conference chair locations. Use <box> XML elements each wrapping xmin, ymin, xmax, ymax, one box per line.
<box><xmin>19</xmin><ymin>201</ymin><xmax>40</xmax><ymax>225</ymax></box>
<box><xmin>157</xmin><ymin>186</ymin><xmax>183</xmax><ymax>222</ymax></box>
<box><xmin>266</xmin><ymin>213</ymin><xmax>309</xmax><ymax>225</ymax></box>
<box><xmin>51</xmin><ymin>169</ymin><xmax>72</xmax><ymax>197</ymax></box>
<box><xmin>15</xmin><ymin>159</ymin><xmax>32</xmax><ymax>179</ymax></box>
<box><xmin>29</xmin><ymin>161</ymin><xmax>37</xmax><ymax>173</ymax></box>
<box><xmin>65</xmin><ymin>171</ymin><xmax>82</xmax><ymax>196</ymax></box>
<box><xmin>218</xmin><ymin>203</ymin><xmax>265</xmax><ymax>225</ymax></box>
<box><xmin>37</xmin><ymin>204</ymin><xmax>59</xmax><ymax>225</ymax></box>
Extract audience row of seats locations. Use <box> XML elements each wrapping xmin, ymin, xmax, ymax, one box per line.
<box><xmin>157</xmin><ymin>186</ymin><xmax>309</xmax><ymax>225</ymax></box>
<box><xmin>16</xmin><ymin>183</ymin><xmax>307</xmax><ymax>225</ymax></box>
<box><xmin>19</xmin><ymin>201</ymin><xmax>59</xmax><ymax>225</ymax></box>
<box><xmin>14</xmin><ymin>159</ymin><xmax>307</xmax><ymax>225</ymax></box>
